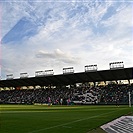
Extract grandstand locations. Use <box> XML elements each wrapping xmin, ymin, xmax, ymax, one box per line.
<box><xmin>0</xmin><ymin>66</ymin><xmax>133</xmax><ymax>105</ymax></box>
<box><xmin>0</xmin><ymin>65</ymin><xmax>133</xmax><ymax>133</ymax></box>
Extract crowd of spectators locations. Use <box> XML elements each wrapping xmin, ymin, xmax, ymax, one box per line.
<box><xmin>0</xmin><ymin>87</ymin><xmax>74</xmax><ymax>105</ymax></box>
<box><xmin>100</xmin><ymin>84</ymin><xmax>132</xmax><ymax>104</ymax></box>
<box><xmin>0</xmin><ymin>84</ymin><xmax>132</xmax><ymax>105</ymax></box>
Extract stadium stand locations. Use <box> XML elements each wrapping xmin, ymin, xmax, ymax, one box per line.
<box><xmin>0</xmin><ymin>84</ymin><xmax>133</xmax><ymax>105</ymax></box>
<box><xmin>0</xmin><ymin>67</ymin><xmax>133</xmax><ymax>105</ymax></box>
<box><xmin>0</xmin><ymin>67</ymin><xmax>132</xmax><ymax>87</ymax></box>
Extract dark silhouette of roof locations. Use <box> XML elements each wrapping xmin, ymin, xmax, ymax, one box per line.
<box><xmin>0</xmin><ymin>67</ymin><xmax>133</xmax><ymax>87</ymax></box>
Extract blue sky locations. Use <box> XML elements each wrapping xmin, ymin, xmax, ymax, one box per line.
<box><xmin>0</xmin><ymin>0</ymin><xmax>133</xmax><ymax>79</ymax></box>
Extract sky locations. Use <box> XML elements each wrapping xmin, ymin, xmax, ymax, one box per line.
<box><xmin>0</xmin><ymin>0</ymin><xmax>133</xmax><ymax>79</ymax></box>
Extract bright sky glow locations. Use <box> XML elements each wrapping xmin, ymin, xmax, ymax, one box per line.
<box><xmin>0</xmin><ymin>0</ymin><xmax>133</xmax><ymax>79</ymax></box>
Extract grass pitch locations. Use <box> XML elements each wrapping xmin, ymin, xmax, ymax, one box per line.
<box><xmin>0</xmin><ymin>105</ymin><xmax>132</xmax><ymax>133</ymax></box>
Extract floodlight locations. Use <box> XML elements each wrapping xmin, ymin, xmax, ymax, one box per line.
<box><xmin>85</xmin><ymin>64</ymin><xmax>98</xmax><ymax>72</ymax></box>
<box><xmin>109</xmin><ymin>61</ymin><xmax>124</xmax><ymax>69</ymax></box>
<box><xmin>6</xmin><ymin>74</ymin><xmax>14</xmax><ymax>80</ymax></box>
<box><xmin>35</xmin><ymin>71</ymin><xmax>44</xmax><ymax>77</ymax></box>
<box><xmin>63</xmin><ymin>67</ymin><xmax>74</xmax><ymax>74</ymax></box>
<box><xmin>44</xmin><ymin>70</ymin><xmax>54</xmax><ymax>76</ymax></box>
<box><xmin>20</xmin><ymin>73</ymin><xmax>28</xmax><ymax>78</ymax></box>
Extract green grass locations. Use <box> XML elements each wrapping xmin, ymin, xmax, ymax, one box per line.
<box><xmin>0</xmin><ymin>105</ymin><xmax>133</xmax><ymax>133</ymax></box>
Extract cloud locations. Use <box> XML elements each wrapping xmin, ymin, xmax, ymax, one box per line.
<box><xmin>1</xmin><ymin>1</ymin><xmax>133</xmax><ymax>79</ymax></box>
<box><xmin>36</xmin><ymin>49</ymin><xmax>80</xmax><ymax>64</ymax></box>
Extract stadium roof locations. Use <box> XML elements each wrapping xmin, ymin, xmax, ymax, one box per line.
<box><xmin>0</xmin><ymin>67</ymin><xmax>133</xmax><ymax>87</ymax></box>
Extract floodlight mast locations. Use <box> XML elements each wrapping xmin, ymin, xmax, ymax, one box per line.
<box><xmin>109</xmin><ymin>61</ymin><xmax>124</xmax><ymax>70</ymax></box>
<box><xmin>63</xmin><ymin>67</ymin><xmax>74</xmax><ymax>74</ymax></box>
<box><xmin>85</xmin><ymin>65</ymin><xmax>98</xmax><ymax>72</ymax></box>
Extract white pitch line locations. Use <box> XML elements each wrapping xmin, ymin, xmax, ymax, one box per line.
<box><xmin>27</xmin><ymin>109</ymin><xmax>123</xmax><ymax>133</ymax></box>
<box><xmin>62</xmin><ymin>126</ymin><xmax>72</xmax><ymax>128</ymax></box>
